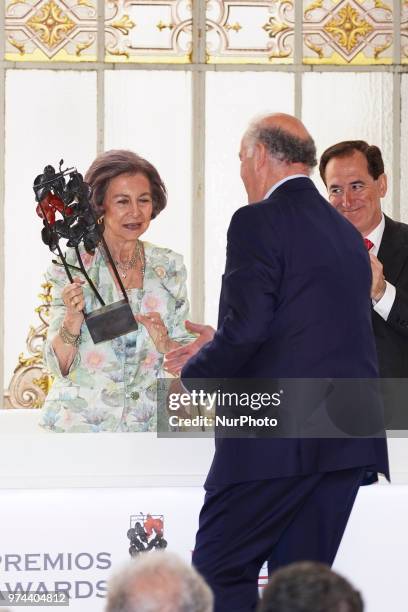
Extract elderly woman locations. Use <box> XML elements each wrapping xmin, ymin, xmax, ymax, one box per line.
<box><xmin>39</xmin><ymin>150</ymin><xmax>198</xmax><ymax>432</ymax></box>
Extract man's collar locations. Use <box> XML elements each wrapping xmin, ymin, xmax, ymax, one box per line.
<box><xmin>263</xmin><ymin>174</ymin><xmax>310</xmax><ymax>200</ymax></box>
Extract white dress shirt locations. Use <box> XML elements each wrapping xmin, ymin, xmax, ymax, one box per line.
<box><xmin>365</xmin><ymin>214</ymin><xmax>396</xmax><ymax>321</ymax></box>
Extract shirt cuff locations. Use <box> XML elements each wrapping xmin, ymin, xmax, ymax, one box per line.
<box><xmin>373</xmin><ymin>281</ymin><xmax>396</xmax><ymax>321</ymax></box>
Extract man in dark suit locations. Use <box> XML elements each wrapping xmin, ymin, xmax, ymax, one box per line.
<box><xmin>180</xmin><ymin>115</ymin><xmax>389</xmax><ymax>612</ymax></box>
<box><xmin>320</xmin><ymin>141</ymin><xmax>408</xmax><ymax>427</ymax></box>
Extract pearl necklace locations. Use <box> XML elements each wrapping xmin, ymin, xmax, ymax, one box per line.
<box><xmin>115</xmin><ymin>241</ymin><xmax>145</xmax><ymax>280</ymax></box>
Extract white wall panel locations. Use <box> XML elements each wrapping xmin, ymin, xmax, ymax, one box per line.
<box><xmin>205</xmin><ymin>72</ymin><xmax>295</xmax><ymax>326</ymax></box>
<box><xmin>104</xmin><ymin>71</ymin><xmax>192</xmax><ymax>280</ymax></box>
<box><xmin>4</xmin><ymin>70</ymin><xmax>97</xmax><ymax>388</ymax></box>
<box><xmin>302</xmin><ymin>72</ymin><xmax>393</xmax><ymax>214</ymax></box>
<box><xmin>0</xmin><ymin>485</ymin><xmax>406</xmax><ymax>612</ymax></box>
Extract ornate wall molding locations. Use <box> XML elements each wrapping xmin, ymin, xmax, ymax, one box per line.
<box><xmin>5</xmin><ymin>0</ymin><xmax>97</xmax><ymax>61</ymax></box>
<box><xmin>303</xmin><ymin>0</ymin><xmax>393</xmax><ymax>65</ymax></box>
<box><xmin>3</xmin><ymin>281</ymin><xmax>52</xmax><ymax>409</ymax></box>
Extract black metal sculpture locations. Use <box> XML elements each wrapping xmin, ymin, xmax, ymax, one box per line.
<box><xmin>34</xmin><ymin>160</ymin><xmax>138</xmax><ymax>344</ymax></box>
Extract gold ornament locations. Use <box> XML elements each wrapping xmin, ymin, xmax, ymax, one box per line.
<box><xmin>27</xmin><ymin>0</ymin><xmax>76</xmax><ymax>49</ymax></box>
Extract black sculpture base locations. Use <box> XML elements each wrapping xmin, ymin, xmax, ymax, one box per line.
<box><xmin>85</xmin><ymin>299</ymin><xmax>138</xmax><ymax>344</ymax></box>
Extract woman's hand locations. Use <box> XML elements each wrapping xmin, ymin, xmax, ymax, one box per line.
<box><xmin>52</xmin><ymin>276</ymin><xmax>85</xmax><ymax>376</ymax></box>
<box><xmin>61</xmin><ymin>276</ymin><xmax>85</xmax><ymax>324</ymax></box>
<box><xmin>136</xmin><ymin>311</ymin><xmax>177</xmax><ymax>354</ymax></box>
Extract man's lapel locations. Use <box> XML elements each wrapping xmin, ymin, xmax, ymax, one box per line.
<box><xmin>378</xmin><ymin>215</ymin><xmax>408</xmax><ymax>284</ymax></box>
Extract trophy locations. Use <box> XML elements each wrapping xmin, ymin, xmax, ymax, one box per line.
<box><xmin>34</xmin><ymin>160</ymin><xmax>139</xmax><ymax>344</ymax></box>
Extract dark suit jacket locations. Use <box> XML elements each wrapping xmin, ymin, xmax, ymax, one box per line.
<box><xmin>182</xmin><ymin>177</ymin><xmax>389</xmax><ymax>485</ymax></box>
<box><xmin>374</xmin><ymin>215</ymin><xmax>408</xmax><ymax>377</ymax></box>
<box><xmin>372</xmin><ymin>215</ymin><xmax>408</xmax><ymax>431</ymax></box>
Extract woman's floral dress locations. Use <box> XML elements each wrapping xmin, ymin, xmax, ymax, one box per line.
<box><xmin>39</xmin><ymin>241</ymin><xmax>194</xmax><ymax>432</ymax></box>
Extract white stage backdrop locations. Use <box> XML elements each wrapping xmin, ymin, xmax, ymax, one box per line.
<box><xmin>0</xmin><ymin>485</ymin><xmax>407</xmax><ymax>612</ymax></box>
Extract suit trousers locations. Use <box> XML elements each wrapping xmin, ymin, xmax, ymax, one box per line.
<box><xmin>192</xmin><ymin>467</ymin><xmax>365</xmax><ymax>612</ymax></box>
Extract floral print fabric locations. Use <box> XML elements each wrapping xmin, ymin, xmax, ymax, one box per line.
<box><xmin>40</xmin><ymin>241</ymin><xmax>194</xmax><ymax>432</ymax></box>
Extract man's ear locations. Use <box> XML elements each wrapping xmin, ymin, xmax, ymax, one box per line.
<box><xmin>377</xmin><ymin>173</ymin><xmax>387</xmax><ymax>198</ymax></box>
<box><xmin>254</xmin><ymin>142</ymin><xmax>267</xmax><ymax>171</ymax></box>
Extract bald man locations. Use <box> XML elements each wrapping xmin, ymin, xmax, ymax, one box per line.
<box><xmin>177</xmin><ymin>115</ymin><xmax>389</xmax><ymax>612</ymax></box>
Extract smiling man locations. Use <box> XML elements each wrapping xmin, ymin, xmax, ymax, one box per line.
<box><xmin>319</xmin><ymin>141</ymin><xmax>408</xmax><ymax>381</ymax></box>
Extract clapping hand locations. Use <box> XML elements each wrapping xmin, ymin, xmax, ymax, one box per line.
<box><xmin>369</xmin><ymin>253</ymin><xmax>386</xmax><ymax>302</ymax></box>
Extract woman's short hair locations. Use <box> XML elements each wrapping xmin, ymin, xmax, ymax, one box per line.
<box><xmin>84</xmin><ymin>149</ymin><xmax>167</xmax><ymax>219</ymax></box>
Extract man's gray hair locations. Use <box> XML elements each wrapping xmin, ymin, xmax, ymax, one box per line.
<box><xmin>246</xmin><ymin>120</ymin><xmax>317</xmax><ymax>168</ymax></box>
<box><xmin>105</xmin><ymin>552</ymin><xmax>213</xmax><ymax>612</ymax></box>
